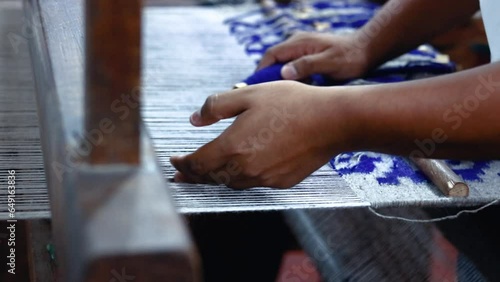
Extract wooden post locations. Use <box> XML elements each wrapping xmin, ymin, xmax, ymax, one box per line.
<box><xmin>85</xmin><ymin>0</ymin><xmax>142</xmax><ymax>164</ymax></box>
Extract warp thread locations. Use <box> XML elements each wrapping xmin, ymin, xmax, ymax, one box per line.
<box><xmin>368</xmin><ymin>199</ymin><xmax>500</xmax><ymax>223</ymax></box>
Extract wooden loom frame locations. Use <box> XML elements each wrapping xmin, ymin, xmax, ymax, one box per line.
<box><xmin>24</xmin><ymin>0</ymin><xmax>200</xmax><ymax>280</ymax></box>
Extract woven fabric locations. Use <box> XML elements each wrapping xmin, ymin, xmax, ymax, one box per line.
<box><xmin>331</xmin><ymin>154</ymin><xmax>500</xmax><ymax>207</ymax></box>
<box><xmin>224</xmin><ymin>0</ymin><xmax>456</xmax><ymax>85</ymax></box>
<box><xmin>0</xmin><ymin>4</ymin><xmax>48</xmax><ymax>218</ymax></box>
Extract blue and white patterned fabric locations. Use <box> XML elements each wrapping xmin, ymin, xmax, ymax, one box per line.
<box><xmin>225</xmin><ymin>0</ymin><xmax>500</xmax><ymax>197</ymax></box>
<box><xmin>224</xmin><ymin>0</ymin><xmax>455</xmax><ymax>85</ymax></box>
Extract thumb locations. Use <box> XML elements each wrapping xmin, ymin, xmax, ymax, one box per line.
<box><xmin>190</xmin><ymin>90</ymin><xmax>249</xmax><ymax>127</ymax></box>
<box><xmin>281</xmin><ymin>52</ymin><xmax>330</xmax><ymax>81</ymax></box>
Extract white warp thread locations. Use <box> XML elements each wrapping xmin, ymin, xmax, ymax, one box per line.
<box><xmin>368</xmin><ymin>199</ymin><xmax>500</xmax><ymax>223</ymax></box>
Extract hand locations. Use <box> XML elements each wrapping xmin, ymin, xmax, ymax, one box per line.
<box><xmin>258</xmin><ymin>32</ymin><xmax>371</xmax><ymax>81</ymax></box>
<box><xmin>170</xmin><ymin>81</ymin><xmax>351</xmax><ymax>189</ymax></box>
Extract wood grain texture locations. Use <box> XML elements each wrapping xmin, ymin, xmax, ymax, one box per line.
<box><xmin>85</xmin><ymin>0</ymin><xmax>142</xmax><ymax>164</ymax></box>
<box><xmin>410</xmin><ymin>158</ymin><xmax>469</xmax><ymax>197</ymax></box>
<box><xmin>26</xmin><ymin>220</ymin><xmax>58</xmax><ymax>282</ymax></box>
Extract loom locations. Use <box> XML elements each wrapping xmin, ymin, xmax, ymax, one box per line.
<box><xmin>1</xmin><ymin>0</ymin><xmax>499</xmax><ymax>280</ymax></box>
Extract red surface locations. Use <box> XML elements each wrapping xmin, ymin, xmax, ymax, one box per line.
<box><xmin>430</xmin><ymin>228</ymin><xmax>459</xmax><ymax>282</ymax></box>
<box><xmin>276</xmin><ymin>250</ymin><xmax>322</xmax><ymax>282</ymax></box>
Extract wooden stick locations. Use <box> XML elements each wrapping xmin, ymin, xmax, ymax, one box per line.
<box><xmin>410</xmin><ymin>158</ymin><xmax>469</xmax><ymax>197</ymax></box>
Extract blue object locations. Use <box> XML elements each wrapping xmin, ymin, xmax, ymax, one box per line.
<box><xmin>243</xmin><ymin>63</ymin><xmax>329</xmax><ymax>86</ymax></box>
<box><xmin>229</xmin><ymin>0</ymin><xmax>455</xmax><ymax>88</ymax></box>
<box><xmin>243</xmin><ymin>63</ymin><xmax>285</xmax><ymax>85</ymax></box>
<box><xmin>242</xmin><ymin>59</ymin><xmax>457</xmax><ymax>87</ymax></box>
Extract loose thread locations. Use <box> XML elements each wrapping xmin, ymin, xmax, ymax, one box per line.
<box><xmin>368</xmin><ymin>199</ymin><xmax>500</xmax><ymax>223</ymax></box>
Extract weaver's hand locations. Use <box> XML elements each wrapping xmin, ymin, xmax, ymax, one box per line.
<box><xmin>170</xmin><ymin>81</ymin><xmax>350</xmax><ymax>189</ymax></box>
<box><xmin>258</xmin><ymin>32</ymin><xmax>370</xmax><ymax>81</ymax></box>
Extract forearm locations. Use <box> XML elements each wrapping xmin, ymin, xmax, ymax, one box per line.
<box><xmin>355</xmin><ymin>0</ymin><xmax>479</xmax><ymax>70</ymax></box>
<box><xmin>332</xmin><ymin>62</ymin><xmax>500</xmax><ymax>159</ymax></box>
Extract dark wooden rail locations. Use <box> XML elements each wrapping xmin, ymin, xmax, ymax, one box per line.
<box><xmin>24</xmin><ymin>0</ymin><xmax>200</xmax><ymax>280</ymax></box>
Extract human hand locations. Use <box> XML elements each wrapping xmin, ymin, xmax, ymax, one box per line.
<box><xmin>170</xmin><ymin>81</ymin><xmax>351</xmax><ymax>189</ymax></box>
<box><xmin>258</xmin><ymin>32</ymin><xmax>371</xmax><ymax>81</ymax></box>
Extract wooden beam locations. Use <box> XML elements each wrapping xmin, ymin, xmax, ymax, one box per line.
<box><xmin>85</xmin><ymin>0</ymin><xmax>142</xmax><ymax>164</ymax></box>
<box><xmin>23</xmin><ymin>0</ymin><xmax>200</xmax><ymax>280</ymax></box>
<box><xmin>26</xmin><ymin>220</ymin><xmax>57</xmax><ymax>282</ymax></box>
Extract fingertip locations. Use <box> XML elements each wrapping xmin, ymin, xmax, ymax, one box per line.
<box><xmin>174</xmin><ymin>171</ymin><xmax>188</xmax><ymax>183</ymax></box>
<box><xmin>256</xmin><ymin>63</ymin><xmax>266</xmax><ymax>72</ymax></box>
<box><xmin>281</xmin><ymin>63</ymin><xmax>298</xmax><ymax>80</ymax></box>
<box><xmin>256</xmin><ymin>56</ymin><xmax>275</xmax><ymax>71</ymax></box>
<box><xmin>170</xmin><ymin>155</ymin><xmax>185</xmax><ymax>169</ymax></box>
<box><xmin>190</xmin><ymin>109</ymin><xmax>202</xmax><ymax>126</ymax></box>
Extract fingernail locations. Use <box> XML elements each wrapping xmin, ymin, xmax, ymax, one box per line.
<box><xmin>170</xmin><ymin>155</ymin><xmax>184</xmax><ymax>167</ymax></box>
<box><xmin>174</xmin><ymin>171</ymin><xmax>187</xmax><ymax>183</ymax></box>
<box><xmin>281</xmin><ymin>64</ymin><xmax>298</xmax><ymax>80</ymax></box>
<box><xmin>190</xmin><ymin>109</ymin><xmax>202</xmax><ymax>126</ymax></box>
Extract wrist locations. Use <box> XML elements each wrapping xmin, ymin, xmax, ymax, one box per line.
<box><xmin>315</xmin><ymin>86</ymin><xmax>367</xmax><ymax>153</ymax></box>
<box><xmin>350</xmin><ymin>30</ymin><xmax>381</xmax><ymax>73</ymax></box>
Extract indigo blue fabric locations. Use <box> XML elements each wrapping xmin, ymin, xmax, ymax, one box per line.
<box><xmin>243</xmin><ymin>63</ymin><xmax>285</xmax><ymax>84</ymax></box>
<box><xmin>225</xmin><ymin>0</ymin><xmax>455</xmax><ymax>87</ymax></box>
